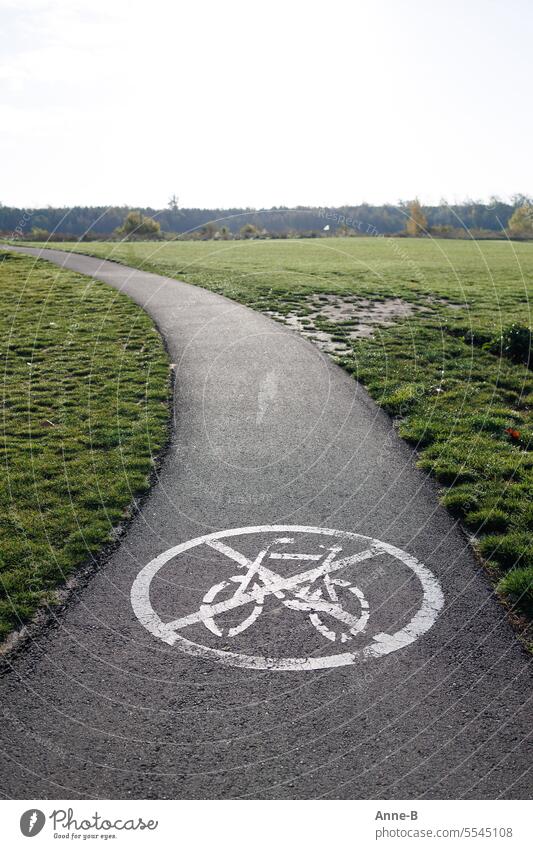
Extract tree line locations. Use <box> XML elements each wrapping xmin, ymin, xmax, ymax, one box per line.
<box><xmin>1</xmin><ymin>197</ymin><xmax>532</xmax><ymax>239</ymax></box>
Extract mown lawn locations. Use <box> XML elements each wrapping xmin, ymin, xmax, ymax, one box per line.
<box><xmin>0</xmin><ymin>251</ymin><xmax>169</xmax><ymax>639</ymax></box>
<box><xmin>28</xmin><ymin>237</ymin><xmax>533</xmax><ymax>622</ymax></box>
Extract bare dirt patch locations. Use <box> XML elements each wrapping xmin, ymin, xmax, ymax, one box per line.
<box><xmin>265</xmin><ymin>294</ymin><xmax>423</xmax><ymax>355</ymax></box>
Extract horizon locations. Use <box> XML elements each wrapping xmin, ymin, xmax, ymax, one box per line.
<box><xmin>1</xmin><ymin>196</ymin><xmax>530</xmax><ymax>212</ymax></box>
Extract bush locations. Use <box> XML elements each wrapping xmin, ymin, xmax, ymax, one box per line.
<box><xmin>508</xmin><ymin>204</ymin><xmax>533</xmax><ymax>237</ymax></box>
<box><xmin>487</xmin><ymin>323</ymin><xmax>531</xmax><ymax>367</ymax></box>
<box><xmin>117</xmin><ymin>211</ymin><xmax>161</xmax><ymax>239</ymax></box>
<box><xmin>240</xmin><ymin>223</ymin><xmax>259</xmax><ymax>239</ymax></box>
<box><xmin>30</xmin><ymin>227</ymin><xmax>50</xmax><ymax>240</ymax></box>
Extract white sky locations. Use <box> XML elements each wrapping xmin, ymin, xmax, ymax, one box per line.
<box><xmin>1</xmin><ymin>0</ymin><xmax>532</xmax><ymax>209</ymax></box>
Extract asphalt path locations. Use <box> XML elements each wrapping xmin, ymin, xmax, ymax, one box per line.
<box><xmin>0</xmin><ymin>244</ymin><xmax>530</xmax><ymax>799</ymax></box>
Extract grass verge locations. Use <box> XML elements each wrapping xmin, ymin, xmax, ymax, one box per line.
<box><xmin>23</xmin><ymin>237</ymin><xmax>533</xmax><ymax>625</ymax></box>
<box><xmin>0</xmin><ymin>251</ymin><xmax>170</xmax><ymax>640</ymax></box>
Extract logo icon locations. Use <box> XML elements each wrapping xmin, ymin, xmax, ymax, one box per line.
<box><xmin>131</xmin><ymin>525</ymin><xmax>444</xmax><ymax>671</ymax></box>
<box><xmin>20</xmin><ymin>809</ymin><xmax>45</xmax><ymax>837</ymax></box>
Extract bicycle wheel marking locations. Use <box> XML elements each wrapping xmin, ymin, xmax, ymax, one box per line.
<box><xmin>131</xmin><ymin>525</ymin><xmax>444</xmax><ymax>671</ymax></box>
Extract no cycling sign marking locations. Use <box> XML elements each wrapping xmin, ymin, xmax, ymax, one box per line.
<box><xmin>130</xmin><ymin>525</ymin><xmax>444</xmax><ymax>671</ymax></box>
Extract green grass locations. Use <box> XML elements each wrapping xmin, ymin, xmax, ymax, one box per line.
<box><xmin>25</xmin><ymin>237</ymin><xmax>533</xmax><ymax>623</ymax></box>
<box><xmin>0</xmin><ymin>251</ymin><xmax>169</xmax><ymax>639</ymax></box>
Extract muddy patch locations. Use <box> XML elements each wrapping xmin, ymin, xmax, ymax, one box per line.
<box><xmin>264</xmin><ymin>294</ymin><xmax>424</xmax><ymax>355</ymax></box>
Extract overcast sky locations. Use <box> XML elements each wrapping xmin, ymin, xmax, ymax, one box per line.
<box><xmin>1</xmin><ymin>0</ymin><xmax>532</xmax><ymax>209</ymax></box>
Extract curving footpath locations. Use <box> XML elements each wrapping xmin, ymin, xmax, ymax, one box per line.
<box><xmin>0</xmin><ymin>244</ymin><xmax>530</xmax><ymax>799</ymax></box>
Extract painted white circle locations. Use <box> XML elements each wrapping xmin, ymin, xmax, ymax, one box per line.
<box><xmin>131</xmin><ymin>525</ymin><xmax>444</xmax><ymax>672</ymax></box>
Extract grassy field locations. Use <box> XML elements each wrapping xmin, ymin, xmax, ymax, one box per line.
<box><xmin>0</xmin><ymin>251</ymin><xmax>169</xmax><ymax>640</ymax></box>
<box><xmin>25</xmin><ymin>237</ymin><xmax>533</xmax><ymax>623</ymax></box>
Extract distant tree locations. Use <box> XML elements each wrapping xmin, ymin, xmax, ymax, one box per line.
<box><xmin>405</xmin><ymin>199</ymin><xmax>428</xmax><ymax>236</ymax></box>
<box><xmin>338</xmin><ymin>224</ymin><xmax>355</xmax><ymax>237</ymax></box>
<box><xmin>199</xmin><ymin>222</ymin><xmax>217</xmax><ymax>239</ymax></box>
<box><xmin>30</xmin><ymin>227</ymin><xmax>49</xmax><ymax>240</ymax></box>
<box><xmin>240</xmin><ymin>223</ymin><xmax>259</xmax><ymax>239</ymax></box>
<box><xmin>511</xmin><ymin>193</ymin><xmax>533</xmax><ymax>208</ymax></box>
<box><xmin>218</xmin><ymin>225</ymin><xmax>231</xmax><ymax>240</ymax></box>
<box><xmin>508</xmin><ymin>204</ymin><xmax>533</xmax><ymax>236</ymax></box>
<box><xmin>118</xmin><ymin>211</ymin><xmax>160</xmax><ymax>238</ymax></box>
<box><xmin>168</xmin><ymin>194</ymin><xmax>179</xmax><ymax>211</ymax></box>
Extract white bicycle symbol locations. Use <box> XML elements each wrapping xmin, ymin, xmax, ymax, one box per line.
<box><xmin>199</xmin><ymin>537</ymin><xmax>370</xmax><ymax>643</ymax></box>
<box><xmin>131</xmin><ymin>525</ymin><xmax>444</xmax><ymax>672</ymax></box>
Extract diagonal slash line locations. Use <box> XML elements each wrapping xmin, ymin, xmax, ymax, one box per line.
<box><xmin>164</xmin><ymin>543</ymin><xmax>380</xmax><ymax>633</ymax></box>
